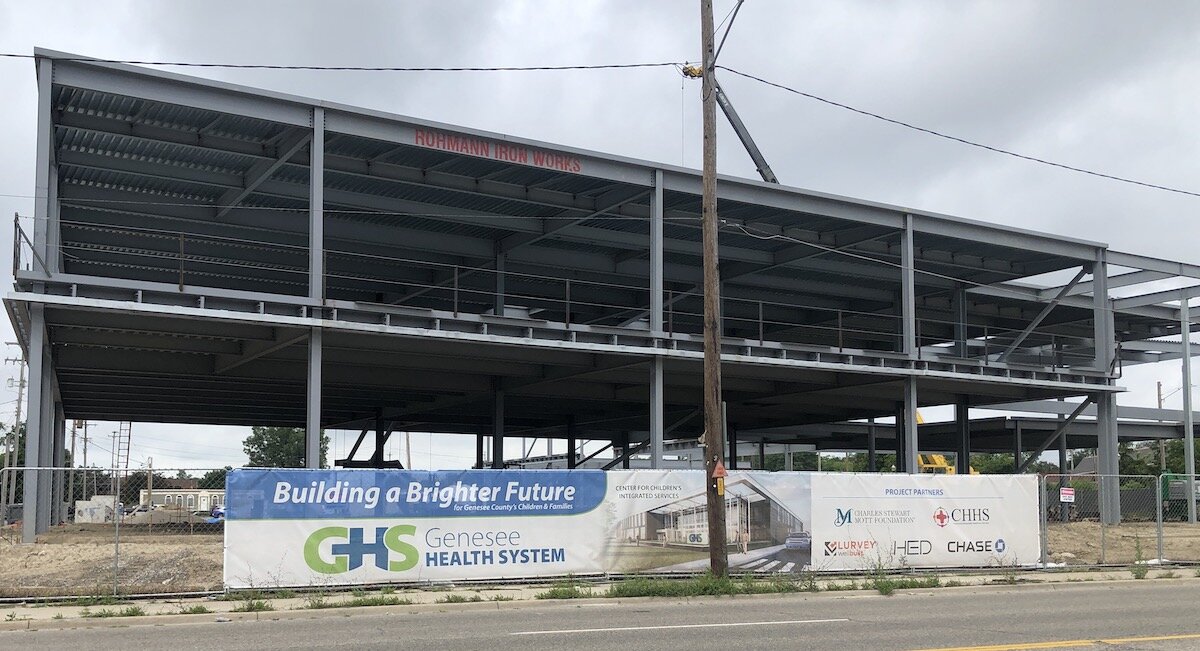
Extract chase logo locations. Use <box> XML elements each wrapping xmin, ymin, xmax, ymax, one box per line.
<box><xmin>303</xmin><ymin>525</ymin><xmax>419</xmax><ymax>574</ymax></box>
<box><xmin>834</xmin><ymin>509</ymin><xmax>853</xmax><ymax>527</ymax></box>
<box><xmin>995</xmin><ymin>538</ymin><xmax>1006</xmax><ymax>554</ymax></box>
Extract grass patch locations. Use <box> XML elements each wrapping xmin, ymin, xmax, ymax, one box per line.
<box><xmin>489</xmin><ymin>594</ymin><xmax>514</xmax><ymax>602</ymax></box>
<box><xmin>179</xmin><ymin>605</ymin><xmax>212</xmax><ymax>615</ymax></box>
<box><xmin>231</xmin><ymin>599</ymin><xmax>273</xmax><ymax>613</ymax></box>
<box><xmin>943</xmin><ymin>579</ymin><xmax>964</xmax><ymax>587</ymax></box>
<box><xmin>81</xmin><ymin>606</ymin><xmax>145</xmax><ymax>618</ymax></box>
<box><xmin>380</xmin><ymin>586</ymin><xmax>396</xmax><ymax>595</ymax></box>
<box><xmin>1130</xmin><ymin>536</ymin><xmax>1150</xmax><ymax>580</ymax></box>
<box><xmin>606</xmin><ymin>572</ymin><xmax>817</xmax><ymax>599</ymax></box>
<box><xmin>344</xmin><ymin>595</ymin><xmax>413</xmax><ymax>607</ymax></box>
<box><xmin>1159</xmin><ymin>570</ymin><xmax>1179</xmax><ymax>579</ymax></box>
<box><xmin>220</xmin><ymin>589</ymin><xmax>293</xmax><ymax>601</ymax></box>
<box><xmin>535</xmin><ymin>581</ymin><xmax>595</xmax><ymax>600</ymax></box>
<box><xmin>824</xmin><ymin>581</ymin><xmax>858</xmax><ymax>591</ymax></box>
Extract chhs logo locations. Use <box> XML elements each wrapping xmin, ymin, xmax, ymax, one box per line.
<box><xmin>304</xmin><ymin>525</ymin><xmax>419</xmax><ymax>574</ymax></box>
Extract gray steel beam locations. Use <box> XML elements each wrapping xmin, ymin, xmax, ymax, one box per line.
<box><xmin>1108</xmin><ymin>250</ymin><xmax>1200</xmax><ymax>281</ymax></box>
<box><xmin>216</xmin><ymin>130</ymin><xmax>312</xmax><ymax>219</ymax></box>
<box><xmin>996</xmin><ymin>267</ymin><xmax>1086</xmax><ymax>362</ymax></box>
<box><xmin>650</xmin><ymin>170</ymin><xmax>664</xmax><ymax>336</ymax></box>
<box><xmin>310</xmin><ymin>108</ymin><xmax>325</xmax><ymax>303</ymax></box>
<box><xmin>305</xmin><ymin>327</ymin><xmax>322</xmax><ymax>468</ymax></box>
<box><xmin>1093</xmin><ymin>255</ymin><xmax>1113</xmax><ymax>372</ymax></box>
<box><xmin>903</xmin><ymin>378</ymin><xmax>918</xmax><ymax>473</ymax></box>
<box><xmin>492</xmin><ymin>384</ymin><xmax>505</xmax><ymax>470</ymax></box>
<box><xmin>1115</xmin><ymin>284</ymin><xmax>1200</xmax><ymax>311</ymax></box>
<box><xmin>1043</xmin><ymin>269</ymin><xmax>1173</xmax><ymax>299</ymax></box>
<box><xmin>1183</xmin><ymin>300</ymin><xmax>1196</xmax><ymax>523</ymax></box>
<box><xmin>955</xmin><ymin>397</ymin><xmax>970</xmax><ymax>474</ymax></box>
<box><xmin>214</xmin><ymin>330</ymin><xmax>309</xmax><ymax>374</ymax></box>
<box><xmin>33</xmin><ymin>56</ymin><xmax>55</xmax><ymax>277</ymax></box>
<box><xmin>1096</xmin><ymin>392</ymin><xmax>1120</xmax><ymax>524</ymax></box>
<box><xmin>1016</xmin><ymin>396</ymin><xmax>1093</xmax><ymax>473</ymax></box>
<box><xmin>901</xmin><ymin>214</ymin><xmax>916</xmax><ymax>357</ymax></box>
<box><xmin>21</xmin><ymin>304</ymin><xmax>46</xmax><ymax>542</ymax></box>
<box><xmin>649</xmin><ymin>357</ymin><xmax>664</xmax><ymax>469</ymax></box>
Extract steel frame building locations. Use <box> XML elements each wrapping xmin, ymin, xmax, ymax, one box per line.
<box><xmin>11</xmin><ymin>49</ymin><xmax>1200</xmax><ymax>541</ymax></box>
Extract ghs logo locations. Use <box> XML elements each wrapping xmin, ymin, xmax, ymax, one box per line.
<box><xmin>304</xmin><ymin>525</ymin><xmax>419</xmax><ymax>574</ymax></box>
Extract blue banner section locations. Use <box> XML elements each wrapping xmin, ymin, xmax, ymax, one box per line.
<box><xmin>226</xmin><ymin>469</ymin><xmax>608</xmax><ymax>520</ymax></box>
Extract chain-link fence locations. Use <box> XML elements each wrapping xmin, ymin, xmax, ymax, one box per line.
<box><xmin>1040</xmin><ymin>473</ymin><xmax>1200</xmax><ymax>567</ymax></box>
<box><xmin>0</xmin><ymin>466</ymin><xmax>226</xmax><ymax>597</ymax></box>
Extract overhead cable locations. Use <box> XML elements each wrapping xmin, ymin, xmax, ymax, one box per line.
<box><xmin>717</xmin><ymin>66</ymin><xmax>1200</xmax><ymax>199</ymax></box>
<box><xmin>0</xmin><ymin>52</ymin><xmax>680</xmax><ymax>72</ymax></box>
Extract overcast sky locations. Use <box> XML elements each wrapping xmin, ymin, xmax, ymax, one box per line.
<box><xmin>0</xmin><ymin>1</ymin><xmax>1196</xmax><ymax>470</ymax></box>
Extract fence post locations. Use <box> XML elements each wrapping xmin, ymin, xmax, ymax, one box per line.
<box><xmin>178</xmin><ymin>233</ymin><xmax>185</xmax><ymax>291</ymax></box>
<box><xmin>1156</xmin><ymin>473</ymin><xmax>1164</xmax><ymax>562</ymax></box>
<box><xmin>113</xmin><ymin>469</ymin><xmax>122</xmax><ymax>596</ymax></box>
<box><xmin>1039</xmin><ymin>475</ymin><xmax>1048</xmax><ymax>566</ymax></box>
<box><xmin>758</xmin><ymin>301</ymin><xmax>764</xmax><ymax>345</ymax></box>
<box><xmin>1100</xmin><ymin>503</ymin><xmax>1106</xmax><ymax>565</ymax></box>
<box><xmin>452</xmin><ymin>266</ymin><xmax>459</xmax><ymax>317</ymax></box>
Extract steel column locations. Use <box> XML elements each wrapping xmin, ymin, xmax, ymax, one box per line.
<box><xmin>52</xmin><ymin>403</ymin><xmax>65</xmax><ymax>526</ymax></box>
<box><xmin>491</xmin><ymin>385</ymin><xmax>504</xmax><ymax>469</ymax></box>
<box><xmin>727</xmin><ymin>420</ymin><xmax>739</xmax><ymax>470</ymax></box>
<box><xmin>952</xmin><ymin>286</ymin><xmax>968</xmax><ymax>358</ymax></box>
<box><xmin>32</xmin><ymin>56</ymin><xmax>55</xmax><ymax>276</ymax></box>
<box><xmin>1096</xmin><ymin>392</ymin><xmax>1120</xmax><ymax>524</ymax></box>
<box><xmin>955</xmin><ymin>397</ymin><xmax>971</xmax><ymax>475</ymax></box>
<box><xmin>566</xmin><ymin>416</ymin><xmax>577</xmax><ymax>469</ymax></box>
<box><xmin>22</xmin><ymin>304</ymin><xmax>46</xmax><ymax>542</ymax></box>
<box><xmin>1092</xmin><ymin>254</ymin><xmax>1113</xmax><ymax>372</ymax></box>
<box><xmin>901</xmin><ymin>213</ymin><xmax>917</xmax><ymax>358</ymax></box>
<box><xmin>1013</xmin><ymin>422</ymin><xmax>1023</xmax><ymax>473</ymax></box>
<box><xmin>894</xmin><ymin>403</ymin><xmax>905</xmax><ymax>473</ymax></box>
<box><xmin>1182</xmin><ymin>299</ymin><xmax>1196</xmax><ymax>523</ymax></box>
<box><xmin>309</xmin><ymin>107</ymin><xmax>324</xmax><ymax>302</ymax></box>
<box><xmin>494</xmin><ymin>250</ymin><xmax>506</xmax><ymax>315</ymax></box>
<box><xmin>904</xmin><ymin>378</ymin><xmax>918</xmax><ymax>473</ymax></box>
<box><xmin>649</xmin><ymin>357</ymin><xmax>664</xmax><ymax>469</ymax></box>
<box><xmin>305</xmin><ymin>327</ymin><xmax>322</xmax><ymax>469</ymax></box>
<box><xmin>867</xmin><ymin>418</ymin><xmax>877</xmax><ymax>472</ymax></box>
<box><xmin>649</xmin><ymin>168</ymin><xmax>665</xmax><ymax>469</ymax></box>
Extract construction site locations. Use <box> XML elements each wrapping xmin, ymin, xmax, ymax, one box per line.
<box><xmin>1</xmin><ymin>47</ymin><xmax>1198</xmax><ymax>558</ymax></box>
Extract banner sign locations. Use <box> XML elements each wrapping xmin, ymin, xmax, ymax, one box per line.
<box><xmin>224</xmin><ymin>469</ymin><xmax>1038</xmax><ymax>588</ymax></box>
<box><xmin>810</xmin><ymin>474</ymin><xmax>1039</xmax><ymax>570</ymax></box>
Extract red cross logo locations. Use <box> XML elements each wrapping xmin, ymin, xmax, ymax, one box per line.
<box><xmin>933</xmin><ymin>508</ymin><xmax>949</xmax><ymax>527</ymax></box>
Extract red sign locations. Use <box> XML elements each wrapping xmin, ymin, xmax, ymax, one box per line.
<box><xmin>412</xmin><ymin>129</ymin><xmax>583</xmax><ymax>174</ymax></box>
<box><xmin>1059</xmin><ymin>487</ymin><xmax>1075</xmax><ymax>503</ymax></box>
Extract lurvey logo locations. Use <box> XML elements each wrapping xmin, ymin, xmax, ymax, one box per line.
<box><xmin>824</xmin><ymin>541</ymin><xmax>838</xmax><ymax>556</ymax></box>
<box><xmin>834</xmin><ymin>509</ymin><xmax>853</xmax><ymax>527</ymax></box>
<box><xmin>304</xmin><ymin>525</ymin><xmax>419</xmax><ymax>574</ymax></box>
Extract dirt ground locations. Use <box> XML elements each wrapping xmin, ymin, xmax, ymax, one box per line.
<box><xmin>1047</xmin><ymin>521</ymin><xmax>1200</xmax><ymax>565</ymax></box>
<box><xmin>0</xmin><ymin>524</ymin><xmax>223</xmax><ymax>597</ymax></box>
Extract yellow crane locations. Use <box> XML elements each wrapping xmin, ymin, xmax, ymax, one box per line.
<box><xmin>912</xmin><ymin>411</ymin><xmax>978</xmax><ymax>474</ymax></box>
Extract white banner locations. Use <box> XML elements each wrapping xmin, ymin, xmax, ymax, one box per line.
<box><xmin>810</xmin><ymin>473</ymin><xmax>1040</xmax><ymax>570</ymax></box>
<box><xmin>223</xmin><ymin>469</ymin><xmax>1037</xmax><ymax>587</ymax></box>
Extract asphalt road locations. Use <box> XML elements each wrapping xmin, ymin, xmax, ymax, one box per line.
<box><xmin>6</xmin><ymin>580</ymin><xmax>1200</xmax><ymax>651</ymax></box>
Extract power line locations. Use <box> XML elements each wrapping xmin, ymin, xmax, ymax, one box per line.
<box><xmin>0</xmin><ymin>53</ymin><xmax>680</xmax><ymax>72</ymax></box>
<box><xmin>717</xmin><ymin>66</ymin><xmax>1200</xmax><ymax>199</ymax></box>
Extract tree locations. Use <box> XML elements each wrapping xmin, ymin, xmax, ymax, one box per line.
<box><xmin>199</xmin><ymin>466</ymin><xmax>231</xmax><ymax>489</ymax></box>
<box><xmin>242</xmin><ymin>427</ymin><xmax>328</xmax><ymax>468</ymax></box>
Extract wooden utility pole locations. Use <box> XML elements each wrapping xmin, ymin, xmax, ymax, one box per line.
<box><xmin>699</xmin><ymin>0</ymin><xmax>728</xmax><ymax>577</ymax></box>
